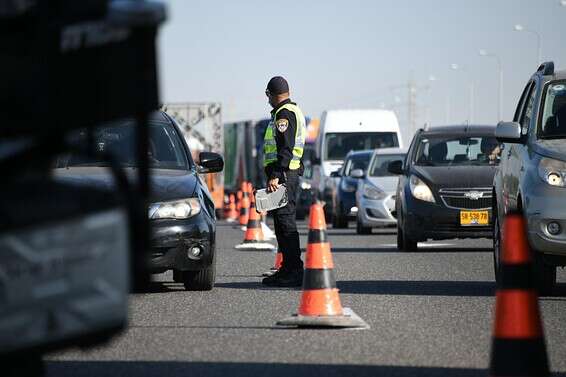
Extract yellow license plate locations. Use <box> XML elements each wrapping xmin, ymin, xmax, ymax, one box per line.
<box><xmin>460</xmin><ymin>210</ymin><xmax>489</xmax><ymax>226</ymax></box>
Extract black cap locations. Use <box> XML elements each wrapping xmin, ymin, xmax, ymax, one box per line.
<box><xmin>266</xmin><ymin>76</ymin><xmax>289</xmax><ymax>95</ymax></box>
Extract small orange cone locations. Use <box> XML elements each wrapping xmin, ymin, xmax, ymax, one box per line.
<box><xmin>489</xmin><ymin>212</ymin><xmax>550</xmax><ymax>377</ymax></box>
<box><xmin>226</xmin><ymin>194</ymin><xmax>238</xmax><ymax>222</ymax></box>
<box><xmin>277</xmin><ymin>202</ymin><xmax>369</xmax><ymax>329</ymax></box>
<box><xmin>263</xmin><ymin>250</ymin><xmax>283</xmax><ymax>277</ymax></box>
<box><xmin>236</xmin><ymin>190</ymin><xmax>243</xmax><ymax>212</ymax></box>
<box><xmin>235</xmin><ymin>203</ymin><xmax>276</xmax><ymax>251</ymax></box>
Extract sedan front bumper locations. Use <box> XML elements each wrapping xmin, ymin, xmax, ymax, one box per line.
<box><xmin>404</xmin><ymin>194</ymin><xmax>492</xmax><ymax>241</ymax></box>
<box><xmin>150</xmin><ymin>214</ymin><xmax>214</xmax><ymax>273</ymax></box>
<box><xmin>358</xmin><ymin>194</ymin><xmax>397</xmax><ymax>227</ymax></box>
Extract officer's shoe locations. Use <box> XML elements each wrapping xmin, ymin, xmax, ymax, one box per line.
<box><xmin>262</xmin><ymin>268</ymin><xmax>303</xmax><ymax>287</ymax></box>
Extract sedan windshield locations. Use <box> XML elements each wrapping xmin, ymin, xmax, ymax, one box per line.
<box><xmin>342</xmin><ymin>153</ymin><xmax>371</xmax><ymax>176</ymax></box>
<box><xmin>414</xmin><ymin>135</ymin><xmax>500</xmax><ymax>166</ymax></box>
<box><xmin>55</xmin><ymin>120</ymin><xmax>190</xmax><ymax>170</ymax></box>
<box><xmin>540</xmin><ymin>81</ymin><xmax>566</xmax><ymax>139</ymax></box>
<box><xmin>325</xmin><ymin>132</ymin><xmax>398</xmax><ymax>160</ymax></box>
<box><xmin>369</xmin><ymin>153</ymin><xmax>406</xmax><ymax>176</ymax></box>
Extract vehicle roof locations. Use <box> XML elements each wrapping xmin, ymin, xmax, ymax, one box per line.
<box><xmin>321</xmin><ymin>109</ymin><xmax>400</xmax><ymax>133</ymax></box>
<box><xmin>420</xmin><ymin>124</ymin><xmax>496</xmax><ymax>136</ymax></box>
<box><xmin>373</xmin><ymin>147</ymin><xmax>408</xmax><ymax>155</ymax></box>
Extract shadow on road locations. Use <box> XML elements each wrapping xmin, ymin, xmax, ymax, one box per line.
<box><xmin>305</xmin><ymin>247</ymin><xmax>493</xmax><ymax>254</ymax></box>
<box><xmin>215</xmin><ymin>281</ymin><xmax>300</xmax><ymax>291</ymax></box>
<box><xmin>130</xmin><ymin>282</ymin><xmax>185</xmax><ymax>295</ymax></box>
<box><xmin>337</xmin><ymin>280</ymin><xmax>495</xmax><ymax>297</ymax></box>
<box><xmin>46</xmin><ymin>361</ymin><xmax>497</xmax><ymax>377</ymax></box>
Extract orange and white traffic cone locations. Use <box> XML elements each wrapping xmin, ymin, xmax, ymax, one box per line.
<box><xmin>226</xmin><ymin>194</ymin><xmax>238</xmax><ymax>222</ymax></box>
<box><xmin>277</xmin><ymin>202</ymin><xmax>368</xmax><ymax>329</ymax></box>
<box><xmin>489</xmin><ymin>212</ymin><xmax>550</xmax><ymax>377</ymax></box>
<box><xmin>239</xmin><ymin>188</ymin><xmax>250</xmax><ymax>227</ymax></box>
<box><xmin>235</xmin><ymin>204</ymin><xmax>276</xmax><ymax>251</ymax></box>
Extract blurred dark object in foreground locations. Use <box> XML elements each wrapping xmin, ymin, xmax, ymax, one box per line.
<box><xmin>0</xmin><ymin>0</ymin><xmax>166</xmax><ymax>375</ymax></box>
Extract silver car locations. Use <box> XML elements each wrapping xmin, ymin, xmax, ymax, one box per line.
<box><xmin>354</xmin><ymin>148</ymin><xmax>407</xmax><ymax>234</ymax></box>
<box><xmin>493</xmin><ymin>62</ymin><xmax>566</xmax><ymax>294</ymax></box>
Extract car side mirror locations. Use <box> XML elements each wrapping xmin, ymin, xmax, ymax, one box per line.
<box><xmin>495</xmin><ymin>121</ymin><xmax>522</xmax><ymax>144</ymax></box>
<box><xmin>198</xmin><ymin>151</ymin><xmax>224</xmax><ymax>174</ymax></box>
<box><xmin>330</xmin><ymin>171</ymin><xmax>341</xmax><ymax>178</ymax></box>
<box><xmin>387</xmin><ymin>160</ymin><xmax>404</xmax><ymax>175</ymax></box>
<box><xmin>349</xmin><ymin>169</ymin><xmax>365</xmax><ymax>179</ymax></box>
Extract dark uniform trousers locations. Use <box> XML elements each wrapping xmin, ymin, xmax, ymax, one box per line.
<box><xmin>269</xmin><ymin>170</ymin><xmax>302</xmax><ymax>271</ymax></box>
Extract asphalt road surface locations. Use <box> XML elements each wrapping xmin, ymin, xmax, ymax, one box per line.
<box><xmin>47</xmin><ymin>219</ymin><xmax>566</xmax><ymax>377</ymax></box>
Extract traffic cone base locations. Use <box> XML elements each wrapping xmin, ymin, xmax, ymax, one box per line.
<box><xmin>263</xmin><ymin>251</ymin><xmax>283</xmax><ymax>276</ymax></box>
<box><xmin>277</xmin><ymin>307</ymin><xmax>369</xmax><ymax>329</ymax></box>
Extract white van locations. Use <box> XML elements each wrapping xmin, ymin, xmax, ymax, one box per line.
<box><xmin>312</xmin><ymin>109</ymin><xmax>403</xmax><ymax>219</ymax></box>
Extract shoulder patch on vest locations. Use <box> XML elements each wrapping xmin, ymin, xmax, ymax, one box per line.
<box><xmin>276</xmin><ymin>118</ymin><xmax>289</xmax><ymax>133</ymax></box>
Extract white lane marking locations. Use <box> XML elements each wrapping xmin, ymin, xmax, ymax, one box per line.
<box><xmin>379</xmin><ymin>243</ymin><xmax>454</xmax><ymax>248</ymax></box>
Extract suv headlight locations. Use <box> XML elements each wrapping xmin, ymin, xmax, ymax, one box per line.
<box><xmin>363</xmin><ymin>185</ymin><xmax>386</xmax><ymax>200</ymax></box>
<box><xmin>410</xmin><ymin>175</ymin><xmax>436</xmax><ymax>203</ymax></box>
<box><xmin>538</xmin><ymin>157</ymin><xmax>566</xmax><ymax>187</ymax></box>
<box><xmin>149</xmin><ymin>198</ymin><xmax>202</xmax><ymax>219</ymax></box>
<box><xmin>341</xmin><ymin>179</ymin><xmax>356</xmax><ymax>192</ymax></box>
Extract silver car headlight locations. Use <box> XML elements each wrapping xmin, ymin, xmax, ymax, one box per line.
<box><xmin>538</xmin><ymin>157</ymin><xmax>566</xmax><ymax>187</ymax></box>
<box><xmin>409</xmin><ymin>175</ymin><xmax>436</xmax><ymax>203</ymax></box>
<box><xmin>341</xmin><ymin>180</ymin><xmax>356</xmax><ymax>193</ymax></box>
<box><xmin>363</xmin><ymin>185</ymin><xmax>386</xmax><ymax>200</ymax></box>
<box><xmin>149</xmin><ymin>198</ymin><xmax>201</xmax><ymax>219</ymax></box>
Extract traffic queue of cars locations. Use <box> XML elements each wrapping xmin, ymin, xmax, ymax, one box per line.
<box><xmin>321</xmin><ymin>62</ymin><xmax>566</xmax><ymax>295</ymax></box>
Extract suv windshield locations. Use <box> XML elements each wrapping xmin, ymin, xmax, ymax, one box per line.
<box><xmin>414</xmin><ymin>135</ymin><xmax>500</xmax><ymax>166</ymax></box>
<box><xmin>540</xmin><ymin>81</ymin><xmax>566</xmax><ymax>139</ymax></box>
<box><xmin>369</xmin><ymin>153</ymin><xmax>405</xmax><ymax>177</ymax></box>
<box><xmin>55</xmin><ymin>120</ymin><xmax>190</xmax><ymax>170</ymax></box>
<box><xmin>325</xmin><ymin>132</ymin><xmax>398</xmax><ymax>160</ymax></box>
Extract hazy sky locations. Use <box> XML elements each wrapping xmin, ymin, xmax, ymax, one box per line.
<box><xmin>158</xmin><ymin>0</ymin><xmax>566</xmax><ymax>134</ymax></box>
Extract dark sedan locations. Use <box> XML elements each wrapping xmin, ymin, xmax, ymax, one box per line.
<box><xmin>53</xmin><ymin>111</ymin><xmax>223</xmax><ymax>290</ymax></box>
<box><xmin>388</xmin><ymin>125</ymin><xmax>500</xmax><ymax>251</ymax></box>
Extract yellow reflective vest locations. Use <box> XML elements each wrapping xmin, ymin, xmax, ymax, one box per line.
<box><xmin>263</xmin><ymin>103</ymin><xmax>306</xmax><ymax>170</ymax></box>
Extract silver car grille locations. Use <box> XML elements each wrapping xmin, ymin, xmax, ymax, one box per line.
<box><xmin>439</xmin><ymin>188</ymin><xmax>492</xmax><ymax>210</ymax></box>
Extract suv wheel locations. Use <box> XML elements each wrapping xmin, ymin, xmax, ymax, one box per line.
<box><xmin>493</xmin><ymin>213</ymin><xmax>502</xmax><ymax>284</ymax></box>
<box><xmin>534</xmin><ymin>252</ymin><xmax>556</xmax><ymax>296</ymax></box>
<box><xmin>356</xmin><ymin>218</ymin><xmax>372</xmax><ymax>234</ymax></box>
<box><xmin>183</xmin><ymin>253</ymin><xmax>216</xmax><ymax>291</ymax></box>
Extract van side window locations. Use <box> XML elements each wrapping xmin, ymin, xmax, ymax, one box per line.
<box><xmin>520</xmin><ymin>83</ymin><xmax>537</xmax><ymax>135</ymax></box>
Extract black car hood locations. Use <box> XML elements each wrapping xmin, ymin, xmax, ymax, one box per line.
<box><xmin>53</xmin><ymin>167</ymin><xmax>198</xmax><ymax>203</ymax></box>
<box><xmin>533</xmin><ymin>139</ymin><xmax>566</xmax><ymax>162</ymax></box>
<box><xmin>412</xmin><ymin>165</ymin><xmax>497</xmax><ymax>189</ymax></box>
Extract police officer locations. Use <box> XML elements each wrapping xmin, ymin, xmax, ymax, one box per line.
<box><xmin>262</xmin><ymin>76</ymin><xmax>306</xmax><ymax>287</ymax></box>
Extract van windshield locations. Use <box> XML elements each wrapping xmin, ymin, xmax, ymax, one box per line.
<box><xmin>324</xmin><ymin>132</ymin><xmax>398</xmax><ymax>160</ymax></box>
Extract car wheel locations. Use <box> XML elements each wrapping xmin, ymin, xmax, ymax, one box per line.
<box><xmin>356</xmin><ymin>218</ymin><xmax>372</xmax><ymax>234</ymax></box>
<box><xmin>396</xmin><ymin>223</ymin><xmax>404</xmax><ymax>250</ymax></box>
<box><xmin>400</xmin><ymin>222</ymin><xmax>418</xmax><ymax>251</ymax></box>
<box><xmin>493</xmin><ymin>213</ymin><xmax>502</xmax><ymax>284</ymax></box>
<box><xmin>183</xmin><ymin>253</ymin><xmax>216</xmax><ymax>291</ymax></box>
<box><xmin>332</xmin><ymin>207</ymin><xmax>348</xmax><ymax>228</ymax></box>
<box><xmin>533</xmin><ymin>251</ymin><xmax>556</xmax><ymax>296</ymax></box>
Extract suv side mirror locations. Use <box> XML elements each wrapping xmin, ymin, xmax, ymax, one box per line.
<box><xmin>387</xmin><ymin>160</ymin><xmax>404</xmax><ymax>175</ymax></box>
<box><xmin>198</xmin><ymin>151</ymin><xmax>224</xmax><ymax>173</ymax></box>
<box><xmin>349</xmin><ymin>169</ymin><xmax>365</xmax><ymax>179</ymax></box>
<box><xmin>330</xmin><ymin>171</ymin><xmax>341</xmax><ymax>178</ymax></box>
<box><xmin>495</xmin><ymin>121</ymin><xmax>522</xmax><ymax>144</ymax></box>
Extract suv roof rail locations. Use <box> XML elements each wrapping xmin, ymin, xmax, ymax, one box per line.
<box><xmin>537</xmin><ymin>61</ymin><xmax>555</xmax><ymax>76</ymax></box>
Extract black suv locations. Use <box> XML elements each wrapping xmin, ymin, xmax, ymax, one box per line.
<box><xmin>388</xmin><ymin>125</ymin><xmax>500</xmax><ymax>251</ymax></box>
<box><xmin>493</xmin><ymin>62</ymin><xmax>566</xmax><ymax>294</ymax></box>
